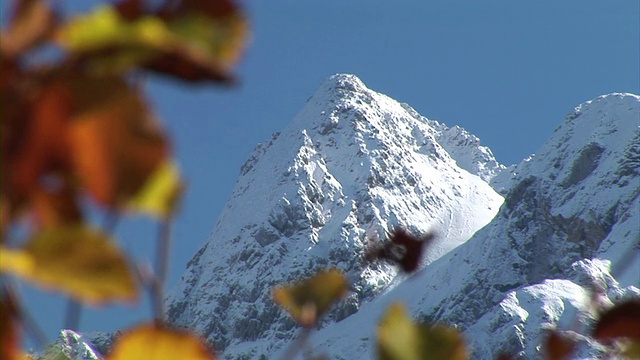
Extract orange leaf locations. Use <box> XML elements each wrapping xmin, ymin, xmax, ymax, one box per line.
<box><xmin>0</xmin><ymin>225</ymin><xmax>138</xmax><ymax>305</ymax></box>
<box><xmin>108</xmin><ymin>323</ymin><xmax>215</xmax><ymax>360</ymax></box>
<box><xmin>66</xmin><ymin>76</ymin><xmax>169</xmax><ymax>208</ymax></box>
<box><xmin>8</xmin><ymin>80</ymin><xmax>72</xmax><ymax>206</ymax></box>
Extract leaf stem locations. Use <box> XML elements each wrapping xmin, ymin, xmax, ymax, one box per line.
<box><xmin>64</xmin><ymin>299</ymin><xmax>82</xmax><ymax>330</ymax></box>
<box><xmin>2</xmin><ymin>281</ymin><xmax>49</xmax><ymax>349</ymax></box>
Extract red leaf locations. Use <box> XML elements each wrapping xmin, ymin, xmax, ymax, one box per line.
<box><xmin>543</xmin><ymin>330</ymin><xmax>575</xmax><ymax>360</ymax></box>
<box><xmin>593</xmin><ymin>299</ymin><xmax>640</xmax><ymax>342</ymax></box>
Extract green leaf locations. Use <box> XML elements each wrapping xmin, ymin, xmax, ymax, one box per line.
<box><xmin>377</xmin><ymin>302</ymin><xmax>467</xmax><ymax>360</ymax></box>
<box><xmin>272</xmin><ymin>268</ymin><xmax>348</xmax><ymax>328</ymax></box>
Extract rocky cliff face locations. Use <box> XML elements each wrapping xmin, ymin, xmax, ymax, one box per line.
<box><xmin>296</xmin><ymin>93</ymin><xmax>640</xmax><ymax>359</ymax></box>
<box><xmin>165</xmin><ymin>74</ymin><xmax>505</xmax><ymax>358</ymax></box>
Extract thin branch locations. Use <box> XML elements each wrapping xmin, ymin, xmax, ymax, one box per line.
<box><xmin>2</xmin><ymin>281</ymin><xmax>49</xmax><ymax>349</ymax></box>
<box><xmin>281</xmin><ymin>327</ymin><xmax>312</xmax><ymax>360</ymax></box>
<box><xmin>62</xmin><ymin>212</ymin><xmax>121</xmax><ymax>332</ymax></box>
<box><xmin>64</xmin><ymin>299</ymin><xmax>82</xmax><ymax>331</ymax></box>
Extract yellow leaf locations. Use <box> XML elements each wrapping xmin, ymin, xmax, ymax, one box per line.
<box><xmin>272</xmin><ymin>268</ymin><xmax>347</xmax><ymax>328</ymax></box>
<box><xmin>56</xmin><ymin>5</ymin><xmax>249</xmax><ymax>82</ymax></box>
<box><xmin>377</xmin><ymin>303</ymin><xmax>422</xmax><ymax>360</ymax></box>
<box><xmin>108</xmin><ymin>324</ymin><xmax>215</xmax><ymax>360</ymax></box>
<box><xmin>0</xmin><ymin>225</ymin><xmax>138</xmax><ymax>305</ymax></box>
<box><xmin>377</xmin><ymin>302</ymin><xmax>467</xmax><ymax>360</ymax></box>
<box><xmin>127</xmin><ymin>160</ymin><xmax>183</xmax><ymax>219</ymax></box>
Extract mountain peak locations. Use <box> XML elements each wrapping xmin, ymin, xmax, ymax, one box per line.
<box><xmin>320</xmin><ymin>73</ymin><xmax>367</xmax><ymax>93</ymax></box>
<box><xmin>166</xmin><ymin>74</ymin><xmax>505</xmax><ymax>357</ymax></box>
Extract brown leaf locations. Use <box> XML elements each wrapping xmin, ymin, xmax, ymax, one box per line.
<box><xmin>108</xmin><ymin>323</ymin><xmax>215</xmax><ymax>360</ymax></box>
<box><xmin>1</xmin><ymin>0</ymin><xmax>57</xmax><ymax>57</ymax></box>
<box><xmin>8</xmin><ymin>80</ymin><xmax>73</xmax><ymax>207</ymax></box>
<box><xmin>367</xmin><ymin>228</ymin><xmax>435</xmax><ymax>273</ymax></box>
<box><xmin>593</xmin><ymin>299</ymin><xmax>640</xmax><ymax>342</ymax></box>
<box><xmin>0</xmin><ymin>295</ymin><xmax>21</xmax><ymax>360</ymax></box>
<box><xmin>32</xmin><ymin>178</ymin><xmax>83</xmax><ymax>227</ymax></box>
<box><xmin>544</xmin><ymin>330</ymin><xmax>575</xmax><ymax>360</ymax></box>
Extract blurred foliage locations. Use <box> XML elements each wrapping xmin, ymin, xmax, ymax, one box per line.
<box><xmin>1</xmin><ymin>0</ymin><xmax>247</xmax><ymax>358</ymax></box>
<box><xmin>1</xmin><ymin>1</ymin><xmax>638</xmax><ymax>359</ymax></box>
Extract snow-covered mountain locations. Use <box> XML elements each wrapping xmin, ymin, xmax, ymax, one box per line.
<box><xmin>51</xmin><ymin>76</ymin><xmax>639</xmax><ymax>360</ymax></box>
<box><xmin>165</xmin><ymin>74</ymin><xmax>506</xmax><ymax>358</ymax></box>
<box><xmin>288</xmin><ymin>92</ymin><xmax>640</xmax><ymax>359</ymax></box>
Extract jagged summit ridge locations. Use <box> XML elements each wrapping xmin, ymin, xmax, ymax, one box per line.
<box><xmin>165</xmin><ymin>74</ymin><xmax>504</xmax><ymax>357</ymax></box>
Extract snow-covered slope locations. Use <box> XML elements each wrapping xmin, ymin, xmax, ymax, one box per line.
<box><xmin>295</xmin><ymin>93</ymin><xmax>640</xmax><ymax>359</ymax></box>
<box><xmin>165</xmin><ymin>74</ymin><xmax>505</xmax><ymax>358</ymax></box>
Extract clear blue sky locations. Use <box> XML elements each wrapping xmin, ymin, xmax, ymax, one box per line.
<box><xmin>17</xmin><ymin>0</ymin><xmax>639</xmax><ymax>349</ymax></box>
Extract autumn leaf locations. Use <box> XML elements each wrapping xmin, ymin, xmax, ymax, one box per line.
<box><xmin>0</xmin><ymin>225</ymin><xmax>138</xmax><ymax>305</ymax></box>
<box><xmin>1</xmin><ymin>0</ymin><xmax>57</xmax><ymax>57</ymax></box>
<box><xmin>273</xmin><ymin>268</ymin><xmax>348</xmax><ymax>328</ymax></box>
<box><xmin>108</xmin><ymin>323</ymin><xmax>215</xmax><ymax>360</ymax></box>
<box><xmin>593</xmin><ymin>299</ymin><xmax>640</xmax><ymax>342</ymax></box>
<box><xmin>0</xmin><ymin>295</ymin><xmax>21</xmax><ymax>360</ymax></box>
<box><xmin>366</xmin><ymin>228</ymin><xmax>436</xmax><ymax>273</ymax></box>
<box><xmin>56</xmin><ymin>3</ymin><xmax>248</xmax><ymax>82</ymax></box>
<box><xmin>127</xmin><ymin>160</ymin><xmax>183</xmax><ymax>219</ymax></box>
<box><xmin>543</xmin><ymin>330</ymin><xmax>575</xmax><ymax>360</ymax></box>
<box><xmin>6</xmin><ymin>79</ymin><xmax>72</xmax><ymax>209</ymax></box>
<box><xmin>377</xmin><ymin>302</ymin><xmax>467</xmax><ymax>360</ymax></box>
<box><xmin>65</xmin><ymin>75</ymin><xmax>170</xmax><ymax>208</ymax></box>
<box><xmin>32</xmin><ymin>179</ymin><xmax>83</xmax><ymax>227</ymax></box>
<box><xmin>620</xmin><ymin>340</ymin><xmax>640</xmax><ymax>359</ymax></box>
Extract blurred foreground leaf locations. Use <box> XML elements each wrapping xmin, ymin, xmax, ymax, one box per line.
<box><xmin>377</xmin><ymin>302</ymin><xmax>467</xmax><ymax>360</ymax></box>
<box><xmin>66</xmin><ymin>76</ymin><xmax>169</xmax><ymax>208</ymax></box>
<box><xmin>0</xmin><ymin>225</ymin><xmax>138</xmax><ymax>305</ymax></box>
<box><xmin>1</xmin><ymin>0</ymin><xmax>57</xmax><ymax>57</ymax></box>
<box><xmin>366</xmin><ymin>228</ymin><xmax>435</xmax><ymax>274</ymax></box>
<box><xmin>0</xmin><ymin>295</ymin><xmax>21</xmax><ymax>360</ymax></box>
<box><xmin>593</xmin><ymin>299</ymin><xmax>640</xmax><ymax>342</ymax></box>
<box><xmin>543</xmin><ymin>330</ymin><xmax>575</xmax><ymax>360</ymax></box>
<box><xmin>273</xmin><ymin>268</ymin><xmax>348</xmax><ymax>328</ymax></box>
<box><xmin>108</xmin><ymin>323</ymin><xmax>215</xmax><ymax>360</ymax></box>
<box><xmin>127</xmin><ymin>160</ymin><xmax>183</xmax><ymax>219</ymax></box>
<box><xmin>57</xmin><ymin>3</ymin><xmax>248</xmax><ymax>82</ymax></box>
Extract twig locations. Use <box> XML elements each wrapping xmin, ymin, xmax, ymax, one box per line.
<box><xmin>64</xmin><ymin>299</ymin><xmax>82</xmax><ymax>331</ymax></box>
<box><xmin>2</xmin><ymin>281</ymin><xmax>49</xmax><ymax>349</ymax></box>
<box><xmin>281</xmin><ymin>327</ymin><xmax>312</xmax><ymax>360</ymax></box>
<box><xmin>62</xmin><ymin>212</ymin><xmax>121</xmax><ymax>332</ymax></box>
